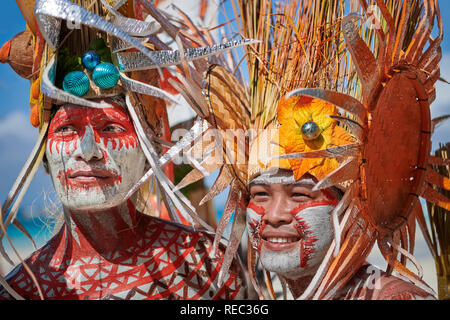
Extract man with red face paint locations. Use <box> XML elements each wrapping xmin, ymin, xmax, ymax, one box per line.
<box><xmin>0</xmin><ymin>96</ymin><xmax>250</xmax><ymax>300</ymax></box>
<box><xmin>246</xmin><ymin>169</ymin><xmax>435</xmax><ymax>300</ymax></box>
<box><xmin>0</xmin><ymin>0</ymin><xmax>259</xmax><ymax>300</ymax></box>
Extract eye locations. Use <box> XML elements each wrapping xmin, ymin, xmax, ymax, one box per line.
<box><xmin>54</xmin><ymin>125</ymin><xmax>77</xmax><ymax>135</ymax></box>
<box><xmin>290</xmin><ymin>187</ymin><xmax>314</xmax><ymax>201</ymax></box>
<box><xmin>249</xmin><ymin>184</ymin><xmax>270</xmax><ymax>201</ymax></box>
<box><xmin>252</xmin><ymin>191</ymin><xmax>269</xmax><ymax>198</ymax></box>
<box><xmin>250</xmin><ymin>189</ymin><xmax>270</xmax><ymax>201</ymax></box>
<box><xmin>291</xmin><ymin>192</ymin><xmax>311</xmax><ymax>199</ymax></box>
<box><xmin>102</xmin><ymin>124</ymin><xmax>126</xmax><ymax>133</ymax></box>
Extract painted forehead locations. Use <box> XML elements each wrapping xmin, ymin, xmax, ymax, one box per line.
<box><xmin>51</xmin><ymin>97</ymin><xmax>129</xmax><ymax>123</ymax></box>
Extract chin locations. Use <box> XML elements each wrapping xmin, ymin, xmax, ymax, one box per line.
<box><xmin>259</xmin><ymin>246</ymin><xmax>319</xmax><ymax>280</ymax></box>
<box><xmin>56</xmin><ymin>184</ymin><xmax>128</xmax><ymax>211</ymax></box>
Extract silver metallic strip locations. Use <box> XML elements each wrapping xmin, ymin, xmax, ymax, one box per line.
<box><xmin>101</xmin><ymin>0</ymin><xmax>160</xmax><ymax>36</ymax></box>
<box><xmin>124</xmin><ymin>119</ymin><xmax>209</xmax><ymax>200</ymax></box>
<box><xmin>34</xmin><ymin>0</ymin><xmax>62</xmax><ymax>49</ymax></box>
<box><xmin>249</xmin><ymin>170</ymin><xmax>317</xmax><ymax>186</ymax></box>
<box><xmin>112</xmin><ymin>36</ymin><xmax>149</xmax><ymax>53</ymax></box>
<box><xmin>125</xmin><ymin>94</ymin><xmax>214</xmax><ymax>231</ymax></box>
<box><xmin>112</xmin><ymin>0</ymin><xmax>129</xmax><ymax>10</ymax></box>
<box><xmin>34</xmin><ymin>0</ymin><xmax>160</xmax><ymax>69</ymax></box>
<box><xmin>119</xmin><ymin>72</ymin><xmax>177</xmax><ymax>103</ymax></box>
<box><xmin>117</xmin><ymin>39</ymin><xmax>260</xmax><ymax>71</ymax></box>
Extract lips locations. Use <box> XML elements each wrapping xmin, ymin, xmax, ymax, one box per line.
<box><xmin>57</xmin><ymin>168</ymin><xmax>121</xmax><ymax>190</ymax></box>
<box><xmin>264</xmin><ymin>237</ymin><xmax>298</xmax><ymax>244</ymax></box>
<box><xmin>260</xmin><ymin>230</ymin><xmax>302</xmax><ymax>251</ymax></box>
<box><xmin>68</xmin><ymin>169</ymin><xmax>113</xmax><ymax>179</ymax></box>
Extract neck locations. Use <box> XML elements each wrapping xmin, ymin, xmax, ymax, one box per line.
<box><xmin>62</xmin><ymin>196</ymin><xmax>145</xmax><ymax>255</ymax></box>
<box><xmin>284</xmin><ymin>275</ymin><xmax>315</xmax><ymax>299</ymax></box>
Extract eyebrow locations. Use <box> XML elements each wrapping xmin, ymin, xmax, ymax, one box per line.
<box><xmin>248</xmin><ymin>182</ymin><xmax>269</xmax><ymax>188</ymax></box>
<box><xmin>90</xmin><ymin>111</ymin><xmax>128</xmax><ymax>123</ymax></box>
<box><xmin>50</xmin><ymin>112</ymin><xmax>81</xmax><ymax>125</ymax></box>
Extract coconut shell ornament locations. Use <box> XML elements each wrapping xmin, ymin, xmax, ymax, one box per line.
<box><xmin>0</xmin><ymin>30</ymin><xmax>34</xmax><ymax>79</ymax></box>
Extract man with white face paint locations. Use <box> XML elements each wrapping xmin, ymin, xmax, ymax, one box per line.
<box><xmin>0</xmin><ymin>0</ymin><xmax>253</xmax><ymax>300</ymax></box>
<box><xmin>246</xmin><ymin>168</ymin><xmax>437</xmax><ymax>300</ymax></box>
<box><xmin>245</xmin><ymin>162</ymin><xmax>435</xmax><ymax>300</ymax></box>
<box><xmin>0</xmin><ymin>94</ymin><xmax>250</xmax><ymax>300</ymax></box>
<box><xmin>247</xmin><ymin>171</ymin><xmax>337</xmax><ymax>283</ymax></box>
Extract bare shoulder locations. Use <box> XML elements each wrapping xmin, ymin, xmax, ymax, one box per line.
<box><xmin>336</xmin><ymin>264</ymin><xmax>436</xmax><ymax>300</ymax></box>
<box><xmin>375</xmin><ymin>274</ymin><xmax>436</xmax><ymax>300</ymax></box>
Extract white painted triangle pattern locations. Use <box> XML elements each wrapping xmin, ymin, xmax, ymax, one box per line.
<box><xmin>83</xmin><ymin>267</ymin><xmax>97</xmax><ymax>278</ymax></box>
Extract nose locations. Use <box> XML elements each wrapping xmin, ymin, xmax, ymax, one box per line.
<box><xmin>261</xmin><ymin>194</ymin><xmax>294</xmax><ymax>227</ymax></box>
<box><xmin>73</xmin><ymin>126</ymin><xmax>104</xmax><ymax>162</ymax></box>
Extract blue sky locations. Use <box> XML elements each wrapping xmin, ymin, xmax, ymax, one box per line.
<box><xmin>0</xmin><ymin>1</ymin><xmax>449</xmax><ymax>289</ymax></box>
<box><xmin>0</xmin><ymin>2</ymin><xmax>56</xmax><ymax>237</ymax></box>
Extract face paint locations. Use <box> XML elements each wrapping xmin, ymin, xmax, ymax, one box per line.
<box><xmin>291</xmin><ymin>204</ymin><xmax>335</xmax><ymax>270</ymax></box>
<box><xmin>247</xmin><ymin>173</ymin><xmax>339</xmax><ymax>280</ymax></box>
<box><xmin>246</xmin><ymin>201</ymin><xmax>265</xmax><ymax>251</ymax></box>
<box><xmin>257</xmin><ymin>204</ymin><xmax>335</xmax><ymax>280</ymax></box>
<box><xmin>46</xmin><ymin>102</ymin><xmax>146</xmax><ymax>210</ymax></box>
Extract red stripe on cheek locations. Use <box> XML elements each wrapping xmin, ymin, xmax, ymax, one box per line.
<box><xmin>247</xmin><ymin>201</ymin><xmax>265</xmax><ymax>216</ymax></box>
<box><xmin>247</xmin><ymin>201</ymin><xmax>266</xmax><ymax>251</ymax></box>
<box><xmin>64</xmin><ymin>139</ymin><xmax>72</xmax><ymax>155</ymax></box>
<box><xmin>98</xmin><ymin>135</ymin><xmax>139</xmax><ymax>152</ymax></box>
<box><xmin>290</xmin><ymin>198</ymin><xmax>338</xmax><ymax>216</ymax></box>
<box><xmin>116</xmin><ymin>136</ymin><xmax>137</xmax><ymax>151</ymax></box>
<box><xmin>295</xmin><ymin>217</ymin><xmax>318</xmax><ymax>268</ymax></box>
<box><xmin>48</xmin><ymin>138</ymin><xmax>54</xmax><ymax>155</ymax></box>
<box><xmin>257</xmin><ymin>219</ymin><xmax>268</xmax><ymax>236</ymax></box>
<box><xmin>47</xmin><ymin>127</ymin><xmax>86</xmax><ymax>156</ymax></box>
<box><xmin>93</xmin><ymin>129</ymin><xmax>101</xmax><ymax>144</ymax></box>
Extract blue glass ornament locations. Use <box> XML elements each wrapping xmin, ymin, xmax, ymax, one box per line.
<box><xmin>301</xmin><ymin>121</ymin><xmax>321</xmax><ymax>140</ymax></box>
<box><xmin>92</xmin><ymin>62</ymin><xmax>120</xmax><ymax>89</ymax></box>
<box><xmin>62</xmin><ymin>71</ymin><xmax>90</xmax><ymax>97</ymax></box>
<box><xmin>81</xmin><ymin>51</ymin><xmax>101</xmax><ymax>70</ymax></box>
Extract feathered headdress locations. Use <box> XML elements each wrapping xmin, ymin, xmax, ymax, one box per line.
<box><xmin>156</xmin><ymin>0</ymin><xmax>449</xmax><ymax>299</ymax></box>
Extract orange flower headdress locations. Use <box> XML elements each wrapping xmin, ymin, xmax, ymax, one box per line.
<box><xmin>153</xmin><ymin>0</ymin><xmax>449</xmax><ymax>299</ymax></box>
